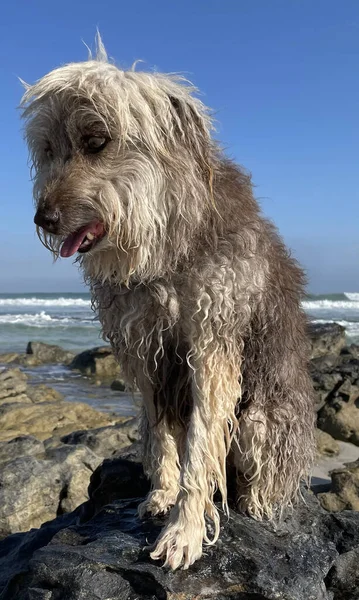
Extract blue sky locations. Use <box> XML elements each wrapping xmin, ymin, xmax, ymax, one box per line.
<box><xmin>0</xmin><ymin>0</ymin><xmax>358</xmax><ymax>293</ymax></box>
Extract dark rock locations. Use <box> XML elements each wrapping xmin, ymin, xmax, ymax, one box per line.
<box><xmin>70</xmin><ymin>346</ymin><xmax>122</xmax><ymax>379</ymax></box>
<box><xmin>309</xmin><ymin>322</ymin><xmax>346</xmax><ymax>359</ymax></box>
<box><xmin>26</xmin><ymin>341</ymin><xmax>75</xmax><ymax>366</ymax></box>
<box><xmin>318</xmin><ymin>459</ymin><xmax>359</xmax><ymax>512</ymax></box>
<box><xmin>325</xmin><ymin>548</ymin><xmax>359</xmax><ymax>600</ymax></box>
<box><xmin>110</xmin><ymin>378</ymin><xmax>126</xmax><ymax>391</ymax></box>
<box><xmin>2</xmin><ymin>458</ymin><xmax>359</xmax><ymax>599</ymax></box>
<box><xmin>341</xmin><ymin>345</ymin><xmax>359</xmax><ymax>360</ymax></box>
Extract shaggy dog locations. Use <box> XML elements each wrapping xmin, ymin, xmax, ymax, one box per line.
<box><xmin>21</xmin><ymin>38</ymin><xmax>315</xmax><ymax>570</ymax></box>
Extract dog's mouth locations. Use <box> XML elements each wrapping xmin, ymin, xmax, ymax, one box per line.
<box><xmin>60</xmin><ymin>221</ymin><xmax>105</xmax><ymax>258</ymax></box>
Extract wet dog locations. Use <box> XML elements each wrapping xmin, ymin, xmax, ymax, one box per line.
<box><xmin>21</xmin><ymin>36</ymin><xmax>315</xmax><ymax>569</ymax></box>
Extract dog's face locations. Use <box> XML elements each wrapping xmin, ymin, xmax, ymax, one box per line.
<box><xmin>21</xmin><ymin>56</ymin><xmax>213</xmax><ymax>280</ymax></box>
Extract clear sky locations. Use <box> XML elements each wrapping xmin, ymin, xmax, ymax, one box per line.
<box><xmin>0</xmin><ymin>0</ymin><xmax>358</xmax><ymax>294</ymax></box>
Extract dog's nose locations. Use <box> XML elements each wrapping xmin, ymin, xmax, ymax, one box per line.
<box><xmin>34</xmin><ymin>206</ymin><xmax>61</xmax><ymax>233</ymax></box>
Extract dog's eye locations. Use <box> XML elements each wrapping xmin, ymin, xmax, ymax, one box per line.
<box><xmin>85</xmin><ymin>136</ymin><xmax>108</xmax><ymax>154</ymax></box>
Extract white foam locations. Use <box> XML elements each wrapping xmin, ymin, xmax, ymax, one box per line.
<box><xmin>0</xmin><ymin>297</ymin><xmax>90</xmax><ymax>308</ymax></box>
<box><xmin>344</xmin><ymin>293</ymin><xmax>359</xmax><ymax>301</ymax></box>
<box><xmin>302</xmin><ymin>300</ymin><xmax>359</xmax><ymax>310</ymax></box>
<box><xmin>0</xmin><ymin>312</ymin><xmax>97</xmax><ymax>328</ymax></box>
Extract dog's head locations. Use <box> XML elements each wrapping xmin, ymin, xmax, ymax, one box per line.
<box><xmin>20</xmin><ymin>37</ymin><xmax>215</xmax><ymax>282</ymax></box>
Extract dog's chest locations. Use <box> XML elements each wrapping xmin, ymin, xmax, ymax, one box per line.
<box><xmin>95</xmin><ymin>280</ymin><xmax>182</xmax><ymax>358</ymax></box>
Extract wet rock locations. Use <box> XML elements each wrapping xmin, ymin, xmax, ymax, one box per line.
<box><xmin>110</xmin><ymin>378</ymin><xmax>126</xmax><ymax>391</ymax></box>
<box><xmin>316</xmin><ymin>429</ymin><xmax>340</xmax><ymax>457</ymax></box>
<box><xmin>70</xmin><ymin>346</ymin><xmax>121</xmax><ymax>379</ymax></box>
<box><xmin>319</xmin><ymin>459</ymin><xmax>359</xmax><ymax>512</ymax></box>
<box><xmin>25</xmin><ymin>341</ymin><xmax>75</xmax><ymax>366</ymax></box>
<box><xmin>0</xmin><ymin>400</ymin><xmax>114</xmax><ymax>442</ymax></box>
<box><xmin>309</xmin><ymin>322</ymin><xmax>346</xmax><ymax>359</ymax></box>
<box><xmin>2</xmin><ymin>458</ymin><xmax>359</xmax><ymax>599</ymax></box>
<box><xmin>325</xmin><ymin>548</ymin><xmax>359</xmax><ymax>600</ymax></box>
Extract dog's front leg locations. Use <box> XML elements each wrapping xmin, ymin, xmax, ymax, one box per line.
<box><xmin>138</xmin><ymin>382</ymin><xmax>181</xmax><ymax>517</ymax></box>
<box><xmin>150</xmin><ymin>351</ymin><xmax>241</xmax><ymax>569</ymax></box>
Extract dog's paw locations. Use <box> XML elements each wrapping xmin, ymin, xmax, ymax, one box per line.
<box><xmin>138</xmin><ymin>489</ymin><xmax>178</xmax><ymax>518</ymax></box>
<box><xmin>150</xmin><ymin>522</ymin><xmax>204</xmax><ymax>570</ymax></box>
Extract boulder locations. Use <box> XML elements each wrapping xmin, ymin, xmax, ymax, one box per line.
<box><xmin>26</xmin><ymin>384</ymin><xmax>64</xmax><ymax>404</ymax></box>
<box><xmin>70</xmin><ymin>346</ymin><xmax>122</xmax><ymax>379</ymax></box>
<box><xmin>59</xmin><ymin>418</ymin><xmax>139</xmax><ymax>457</ymax></box>
<box><xmin>0</xmin><ymin>435</ymin><xmax>45</xmax><ymax>464</ymax></box>
<box><xmin>309</xmin><ymin>322</ymin><xmax>346</xmax><ymax>359</ymax></box>
<box><xmin>25</xmin><ymin>341</ymin><xmax>75</xmax><ymax>366</ymax></box>
<box><xmin>0</xmin><ymin>353</ymin><xmax>20</xmax><ymax>364</ymax></box>
<box><xmin>0</xmin><ymin>444</ymin><xmax>101</xmax><ymax>539</ymax></box>
<box><xmin>2</xmin><ymin>457</ymin><xmax>359</xmax><ymax>599</ymax></box>
<box><xmin>0</xmin><ymin>417</ymin><xmax>137</xmax><ymax>537</ymax></box>
<box><xmin>317</xmin><ymin>389</ymin><xmax>359</xmax><ymax>446</ymax></box>
<box><xmin>319</xmin><ymin>459</ymin><xmax>359</xmax><ymax>512</ymax></box>
<box><xmin>0</xmin><ymin>400</ymin><xmax>114</xmax><ymax>442</ymax></box>
<box><xmin>316</xmin><ymin>429</ymin><xmax>340</xmax><ymax>457</ymax></box>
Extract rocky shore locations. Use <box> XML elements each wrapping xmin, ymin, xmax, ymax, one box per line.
<box><xmin>0</xmin><ymin>323</ymin><xmax>359</xmax><ymax>598</ymax></box>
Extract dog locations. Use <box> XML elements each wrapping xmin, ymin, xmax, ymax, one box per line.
<box><xmin>21</xmin><ymin>36</ymin><xmax>315</xmax><ymax>570</ymax></box>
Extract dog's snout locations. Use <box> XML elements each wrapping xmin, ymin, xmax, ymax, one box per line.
<box><xmin>34</xmin><ymin>205</ymin><xmax>61</xmax><ymax>233</ymax></box>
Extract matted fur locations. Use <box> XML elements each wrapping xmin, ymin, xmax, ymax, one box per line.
<box><xmin>20</xmin><ymin>36</ymin><xmax>315</xmax><ymax>569</ymax></box>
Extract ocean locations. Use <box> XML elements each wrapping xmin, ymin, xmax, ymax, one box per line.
<box><xmin>1</xmin><ymin>291</ymin><xmax>358</xmax><ymax>417</ymax></box>
<box><xmin>1</xmin><ymin>291</ymin><xmax>359</xmax><ymax>354</ymax></box>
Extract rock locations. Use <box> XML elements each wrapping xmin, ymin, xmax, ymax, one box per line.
<box><xmin>318</xmin><ymin>459</ymin><xmax>359</xmax><ymax>512</ymax></box>
<box><xmin>0</xmin><ymin>368</ymin><xmax>28</xmax><ymax>404</ymax></box>
<box><xmin>25</xmin><ymin>341</ymin><xmax>75</xmax><ymax>366</ymax></box>
<box><xmin>0</xmin><ymin>444</ymin><xmax>102</xmax><ymax>539</ymax></box>
<box><xmin>0</xmin><ymin>353</ymin><xmax>20</xmax><ymax>364</ymax></box>
<box><xmin>3</xmin><ymin>458</ymin><xmax>359</xmax><ymax>599</ymax></box>
<box><xmin>341</xmin><ymin>344</ymin><xmax>359</xmax><ymax>360</ymax></box>
<box><xmin>70</xmin><ymin>346</ymin><xmax>121</xmax><ymax>379</ymax></box>
<box><xmin>325</xmin><ymin>548</ymin><xmax>359</xmax><ymax>600</ymax></box>
<box><xmin>310</xmin><ymin>363</ymin><xmax>342</xmax><ymax>410</ymax></box>
<box><xmin>110</xmin><ymin>378</ymin><xmax>126</xmax><ymax>391</ymax></box>
<box><xmin>26</xmin><ymin>384</ymin><xmax>64</xmax><ymax>403</ymax></box>
<box><xmin>45</xmin><ymin>445</ymin><xmax>103</xmax><ymax>515</ymax></box>
<box><xmin>59</xmin><ymin>418</ymin><xmax>139</xmax><ymax>457</ymax></box>
<box><xmin>316</xmin><ymin>429</ymin><xmax>340</xmax><ymax>457</ymax></box>
<box><xmin>0</xmin><ymin>400</ymin><xmax>114</xmax><ymax>442</ymax></box>
<box><xmin>309</xmin><ymin>322</ymin><xmax>346</xmax><ymax>359</ymax></box>
<box><xmin>0</xmin><ymin>435</ymin><xmax>45</xmax><ymax>464</ymax></box>
<box><xmin>317</xmin><ymin>391</ymin><xmax>359</xmax><ymax>446</ymax></box>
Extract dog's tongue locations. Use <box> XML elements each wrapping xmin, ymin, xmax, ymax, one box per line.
<box><xmin>60</xmin><ymin>223</ymin><xmax>100</xmax><ymax>258</ymax></box>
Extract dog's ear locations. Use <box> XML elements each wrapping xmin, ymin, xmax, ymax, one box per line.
<box><xmin>167</xmin><ymin>94</ymin><xmax>212</xmax><ymax>173</ymax></box>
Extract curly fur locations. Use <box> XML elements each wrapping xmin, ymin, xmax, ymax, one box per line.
<box><xmin>20</xmin><ymin>35</ymin><xmax>315</xmax><ymax>570</ymax></box>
